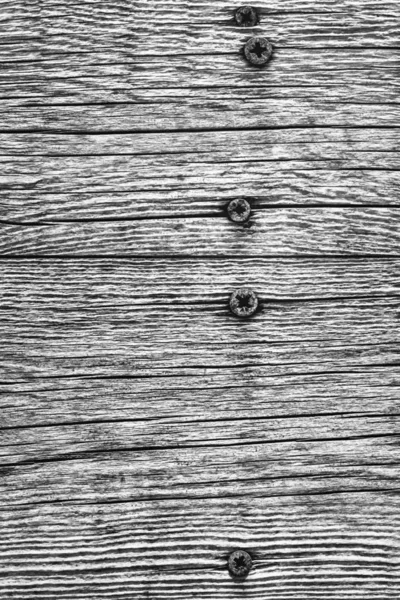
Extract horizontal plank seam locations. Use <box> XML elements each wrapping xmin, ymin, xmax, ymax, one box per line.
<box><xmin>2</xmin><ymin>124</ymin><xmax>400</xmax><ymax>135</ymax></box>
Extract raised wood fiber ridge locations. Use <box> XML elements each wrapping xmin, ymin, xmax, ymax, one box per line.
<box><xmin>1</xmin><ymin>1</ymin><xmax>400</xmax><ymax>598</ymax></box>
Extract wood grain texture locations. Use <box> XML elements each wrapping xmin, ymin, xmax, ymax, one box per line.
<box><xmin>2</xmin><ymin>208</ymin><xmax>400</xmax><ymax>255</ymax></box>
<box><xmin>2</xmin><ymin>0</ymin><xmax>400</xmax><ymax>598</ymax></box>
<box><xmin>1</xmin><ymin>257</ymin><xmax>400</xmax><ymax>376</ymax></box>
<box><xmin>1</xmin><ymin>129</ymin><xmax>400</xmax><ymax>222</ymax></box>
<box><xmin>1</xmin><ymin>495</ymin><xmax>399</xmax><ymax>599</ymax></box>
<box><xmin>1</xmin><ymin>259</ymin><xmax>399</xmax><ymax>596</ymax></box>
<box><xmin>32</xmin><ymin>0</ymin><xmax>400</xmax><ymax>54</ymax></box>
<box><xmin>6</xmin><ymin>50</ymin><xmax>400</xmax><ymax>98</ymax></box>
<box><xmin>2</xmin><ymin>0</ymin><xmax>399</xmax><ymax>63</ymax></box>
<box><xmin>1</xmin><ymin>95</ymin><xmax>399</xmax><ymax>132</ymax></box>
<box><xmin>1</xmin><ymin>5</ymin><xmax>400</xmax><ymax>131</ymax></box>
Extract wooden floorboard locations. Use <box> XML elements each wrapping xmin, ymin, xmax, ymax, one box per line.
<box><xmin>1</xmin><ymin>495</ymin><xmax>398</xmax><ymax>599</ymax></box>
<box><xmin>1</xmin><ymin>0</ymin><xmax>399</xmax><ymax>597</ymax></box>
<box><xmin>3</xmin><ymin>208</ymin><xmax>400</xmax><ymax>255</ymax></box>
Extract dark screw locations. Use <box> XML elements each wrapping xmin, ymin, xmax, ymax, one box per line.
<box><xmin>244</xmin><ymin>36</ymin><xmax>273</xmax><ymax>66</ymax></box>
<box><xmin>228</xmin><ymin>550</ymin><xmax>253</xmax><ymax>578</ymax></box>
<box><xmin>229</xmin><ymin>288</ymin><xmax>259</xmax><ymax>318</ymax></box>
<box><xmin>227</xmin><ymin>198</ymin><xmax>251</xmax><ymax>223</ymax></box>
<box><xmin>234</xmin><ymin>6</ymin><xmax>259</xmax><ymax>27</ymax></box>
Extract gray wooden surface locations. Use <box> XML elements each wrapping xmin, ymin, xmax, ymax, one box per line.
<box><xmin>1</xmin><ymin>1</ymin><xmax>400</xmax><ymax>598</ymax></box>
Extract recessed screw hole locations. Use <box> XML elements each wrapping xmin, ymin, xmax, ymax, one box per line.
<box><xmin>227</xmin><ymin>549</ymin><xmax>253</xmax><ymax>578</ymax></box>
<box><xmin>238</xmin><ymin>295</ymin><xmax>251</xmax><ymax>308</ymax></box>
<box><xmin>235</xmin><ymin>203</ymin><xmax>247</xmax><ymax>215</ymax></box>
<box><xmin>241</xmin><ymin>9</ymin><xmax>253</xmax><ymax>24</ymax></box>
<box><xmin>234</xmin><ymin>555</ymin><xmax>246</xmax><ymax>569</ymax></box>
<box><xmin>251</xmin><ymin>41</ymin><xmax>265</xmax><ymax>58</ymax></box>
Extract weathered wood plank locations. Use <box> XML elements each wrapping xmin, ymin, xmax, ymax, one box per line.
<box><xmin>5</xmin><ymin>50</ymin><xmax>399</xmax><ymax>91</ymax></box>
<box><xmin>1</xmin><ymin>431</ymin><xmax>399</xmax><ymax>504</ymax></box>
<box><xmin>1</xmin><ymin>1</ymin><xmax>400</xmax><ymax>598</ymax></box>
<box><xmin>1</xmin><ymin>99</ymin><xmax>399</xmax><ymax>131</ymax></box>
<box><xmin>2</xmin><ymin>129</ymin><xmax>400</xmax><ymax>222</ymax></box>
<box><xmin>2</xmin><ymin>75</ymin><xmax>399</xmax><ymax>105</ymax></box>
<box><xmin>4</xmin><ymin>258</ymin><xmax>400</xmax><ymax>300</ymax></box>
<box><xmin>4</xmin><ymin>339</ymin><xmax>400</xmax><ymax>381</ymax></box>
<box><xmin>2</xmin><ymin>411</ymin><xmax>399</xmax><ymax>468</ymax></box>
<box><xmin>40</xmin><ymin>0</ymin><xmax>400</xmax><ymax>53</ymax></box>
<box><xmin>1</xmin><ymin>258</ymin><xmax>400</xmax><ymax>381</ymax></box>
<box><xmin>1</xmin><ymin>0</ymin><xmax>395</xmax><ymax>66</ymax></box>
<box><xmin>3</xmin><ymin>294</ymin><xmax>400</xmax><ymax>373</ymax></box>
<box><xmin>1</xmin><ymin>128</ymin><xmax>399</xmax><ymax>156</ymax></box>
<box><xmin>1</xmin><ymin>5</ymin><xmax>399</xmax><ymax>131</ymax></box>
<box><xmin>1</xmin><ymin>50</ymin><xmax>399</xmax><ymax>129</ymax></box>
<box><xmin>1</xmin><ymin>494</ymin><xmax>399</xmax><ymax>599</ymax></box>
<box><xmin>2</xmin><ymin>367</ymin><xmax>399</xmax><ymax>429</ymax></box>
<box><xmin>2</xmin><ymin>257</ymin><xmax>398</xmax><ymax>596</ymax></box>
<box><xmin>2</xmin><ymin>208</ymin><xmax>400</xmax><ymax>255</ymax></box>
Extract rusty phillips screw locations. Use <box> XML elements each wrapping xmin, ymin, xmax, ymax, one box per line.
<box><xmin>227</xmin><ymin>198</ymin><xmax>252</xmax><ymax>223</ymax></box>
<box><xmin>228</xmin><ymin>550</ymin><xmax>253</xmax><ymax>578</ymax></box>
<box><xmin>244</xmin><ymin>36</ymin><xmax>273</xmax><ymax>66</ymax></box>
<box><xmin>234</xmin><ymin>6</ymin><xmax>259</xmax><ymax>27</ymax></box>
<box><xmin>229</xmin><ymin>288</ymin><xmax>259</xmax><ymax>318</ymax></box>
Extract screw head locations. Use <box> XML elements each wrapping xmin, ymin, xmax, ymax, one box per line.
<box><xmin>234</xmin><ymin>6</ymin><xmax>259</xmax><ymax>27</ymax></box>
<box><xmin>228</xmin><ymin>550</ymin><xmax>253</xmax><ymax>578</ymax></box>
<box><xmin>227</xmin><ymin>198</ymin><xmax>251</xmax><ymax>223</ymax></box>
<box><xmin>244</xmin><ymin>36</ymin><xmax>273</xmax><ymax>66</ymax></box>
<box><xmin>229</xmin><ymin>288</ymin><xmax>259</xmax><ymax>318</ymax></box>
